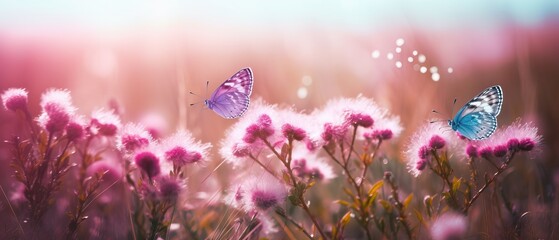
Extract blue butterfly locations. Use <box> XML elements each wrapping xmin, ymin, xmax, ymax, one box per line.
<box><xmin>204</xmin><ymin>68</ymin><xmax>253</xmax><ymax>119</ymax></box>
<box><xmin>448</xmin><ymin>85</ymin><xmax>503</xmax><ymax>140</ymax></box>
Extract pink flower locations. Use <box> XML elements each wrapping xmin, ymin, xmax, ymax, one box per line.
<box><xmin>117</xmin><ymin>123</ymin><xmax>153</xmax><ymax>153</ymax></box>
<box><xmin>416</xmin><ymin>159</ymin><xmax>427</xmax><ymax>171</ymax></box>
<box><xmin>91</xmin><ymin>108</ymin><xmax>121</xmax><ymax>137</ymax></box>
<box><xmin>160</xmin><ymin>130</ymin><xmax>211</xmax><ymax>166</ymax></box>
<box><xmin>156</xmin><ymin>176</ymin><xmax>186</xmax><ymax>201</ymax></box>
<box><xmin>66</xmin><ymin>115</ymin><xmax>86</xmax><ymax>142</ymax></box>
<box><xmin>345</xmin><ymin>113</ymin><xmax>374</xmax><ymax>128</ymax></box>
<box><xmin>429</xmin><ymin>135</ymin><xmax>446</xmax><ymax>149</ymax></box>
<box><xmin>281</xmin><ymin>124</ymin><xmax>306</xmax><ymax>141</ymax></box>
<box><xmin>430</xmin><ymin>212</ymin><xmax>468</xmax><ymax>240</ymax></box>
<box><xmin>466</xmin><ymin>144</ymin><xmax>478</xmax><ymax>158</ymax></box>
<box><xmin>493</xmin><ymin>145</ymin><xmax>508</xmax><ymax>157</ymax></box>
<box><xmin>405</xmin><ymin>122</ymin><xmax>458</xmax><ymax>177</ymax></box>
<box><xmin>37</xmin><ymin>89</ymin><xmax>76</xmax><ymax>133</ymax></box>
<box><xmin>418</xmin><ymin>145</ymin><xmax>430</xmax><ymax>159</ymax></box>
<box><xmin>309</xmin><ymin>96</ymin><xmax>402</xmax><ymax>146</ymax></box>
<box><xmin>243</xmin><ymin>114</ymin><xmax>275</xmax><ymax>143</ymax></box>
<box><xmin>473</xmin><ymin>120</ymin><xmax>541</xmax><ymax>158</ymax></box>
<box><xmin>1</xmin><ymin>88</ymin><xmax>28</xmax><ymax>112</ymax></box>
<box><xmin>291</xmin><ymin>148</ymin><xmax>335</xmax><ymax>181</ymax></box>
<box><xmin>519</xmin><ymin>138</ymin><xmax>536</xmax><ymax>151</ymax></box>
<box><xmin>240</xmin><ymin>173</ymin><xmax>287</xmax><ymax>213</ymax></box>
<box><xmin>134</xmin><ymin>151</ymin><xmax>161</xmax><ymax>179</ymax></box>
<box><xmin>321</xmin><ymin>123</ymin><xmax>349</xmax><ymax>142</ymax></box>
<box><xmin>364</xmin><ymin>129</ymin><xmax>394</xmax><ymax>141</ymax></box>
<box><xmin>220</xmin><ymin>100</ymin><xmax>280</xmax><ymax>168</ymax></box>
<box><xmin>478</xmin><ymin>147</ymin><xmax>493</xmax><ymax>158</ymax></box>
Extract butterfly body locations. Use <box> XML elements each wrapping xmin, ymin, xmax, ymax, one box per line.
<box><xmin>204</xmin><ymin>68</ymin><xmax>253</xmax><ymax>119</ymax></box>
<box><xmin>448</xmin><ymin>85</ymin><xmax>503</xmax><ymax>140</ymax></box>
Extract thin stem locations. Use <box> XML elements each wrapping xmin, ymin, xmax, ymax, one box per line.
<box><xmin>358</xmin><ymin>140</ymin><xmax>382</xmax><ymax>190</ymax></box>
<box><xmin>463</xmin><ymin>151</ymin><xmax>517</xmax><ymax>214</ymax></box>
<box><xmin>263</xmin><ymin>138</ymin><xmax>327</xmax><ymax>239</ymax></box>
<box><xmin>0</xmin><ymin>184</ymin><xmax>24</xmax><ymax>235</ymax></box>
<box><xmin>386</xmin><ymin>178</ymin><xmax>413</xmax><ymax>239</ymax></box>
<box><xmin>248</xmin><ymin>154</ymin><xmax>277</xmax><ymax>178</ymax></box>
<box><xmin>275</xmin><ymin>209</ymin><xmax>314</xmax><ymax>239</ymax></box>
<box><xmin>345</xmin><ymin>126</ymin><xmax>359</xmax><ymax>164</ymax></box>
<box><xmin>430</xmin><ymin>150</ymin><xmax>460</xmax><ymax>209</ymax></box>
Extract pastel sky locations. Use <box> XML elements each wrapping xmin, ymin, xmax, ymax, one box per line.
<box><xmin>0</xmin><ymin>0</ymin><xmax>557</xmax><ymax>32</ymax></box>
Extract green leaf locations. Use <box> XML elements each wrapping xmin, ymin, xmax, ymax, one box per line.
<box><xmin>413</xmin><ymin>209</ymin><xmax>424</xmax><ymax>224</ymax></box>
<box><xmin>282</xmin><ymin>171</ymin><xmax>291</xmax><ymax>185</ymax></box>
<box><xmin>379</xmin><ymin>199</ymin><xmax>392</xmax><ymax>212</ymax></box>
<box><xmin>340</xmin><ymin>211</ymin><xmax>352</xmax><ymax>226</ymax></box>
<box><xmin>343</xmin><ymin>187</ymin><xmax>355</xmax><ymax>198</ymax></box>
<box><xmin>452</xmin><ymin>177</ymin><xmax>462</xmax><ymax>192</ymax></box>
<box><xmin>368</xmin><ymin>180</ymin><xmax>384</xmax><ymax>196</ymax></box>
<box><xmin>335</xmin><ymin>200</ymin><xmax>352</xmax><ymax>207</ymax></box>
<box><xmin>403</xmin><ymin>193</ymin><xmax>414</xmax><ymax>210</ymax></box>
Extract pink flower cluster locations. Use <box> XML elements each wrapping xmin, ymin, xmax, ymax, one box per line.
<box><xmin>465</xmin><ymin>120</ymin><xmax>541</xmax><ymax>159</ymax></box>
<box><xmin>405</xmin><ymin>122</ymin><xmax>458</xmax><ymax>177</ymax></box>
<box><xmin>125</xmin><ymin>128</ymin><xmax>210</xmax><ymax>200</ymax></box>
<box><xmin>220</xmin><ymin>97</ymin><xmax>401</xmax><ymax>172</ymax></box>
<box><xmin>225</xmin><ymin>172</ymin><xmax>288</xmax><ymax>233</ymax></box>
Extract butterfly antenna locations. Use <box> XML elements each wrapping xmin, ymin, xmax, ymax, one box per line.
<box><xmin>205</xmin><ymin>80</ymin><xmax>210</xmax><ymax>98</ymax></box>
<box><xmin>450</xmin><ymin>98</ymin><xmax>457</xmax><ymax>116</ymax></box>
<box><xmin>189</xmin><ymin>92</ymin><xmax>202</xmax><ymax>107</ymax></box>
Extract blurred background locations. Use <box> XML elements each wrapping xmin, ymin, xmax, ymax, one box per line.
<box><xmin>1</xmin><ymin>0</ymin><xmax>559</xmax><ymax>237</ymax></box>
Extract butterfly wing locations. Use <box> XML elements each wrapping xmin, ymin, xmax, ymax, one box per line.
<box><xmin>452</xmin><ymin>85</ymin><xmax>503</xmax><ymax>140</ymax></box>
<box><xmin>206</xmin><ymin>68</ymin><xmax>253</xmax><ymax>119</ymax></box>
<box><xmin>453</xmin><ymin>110</ymin><xmax>498</xmax><ymax>140</ymax></box>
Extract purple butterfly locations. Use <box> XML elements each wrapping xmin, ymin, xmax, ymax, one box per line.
<box><xmin>204</xmin><ymin>68</ymin><xmax>253</xmax><ymax>119</ymax></box>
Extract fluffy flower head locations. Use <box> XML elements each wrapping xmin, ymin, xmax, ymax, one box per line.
<box><xmin>473</xmin><ymin>120</ymin><xmax>541</xmax><ymax>158</ymax></box>
<box><xmin>220</xmin><ymin>99</ymin><xmax>279</xmax><ymax>168</ymax></box>
<box><xmin>117</xmin><ymin>123</ymin><xmax>153</xmax><ymax>153</ymax></box>
<box><xmin>37</xmin><ymin>89</ymin><xmax>76</xmax><ymax>133</ymax></box>
<box><xmin>1</xmin><ymin>88</ymin><xmax>28</xmax><ymax>112</ymax></box>
<box><xmin>309</xmin><ymin>95</ymin><xmax>402</xmax><ymax>147</ymax></box>
<box><xmin>134</xmin><ymin>150</ymin><xmax>161</xmax><ymax>179</ymax></box>
<box><xmin>91</xmin><ymin>108</ymin><xmax>122</xmax><ymax>136</ymax></box>
<box><xmin>430</xmin><ymin>212</ymin><xmax>468</xmax><ymax>240</ymax></box>
<box><xmin>405</xmin><ymin>122</ymin><xmax>457</xmax><ymax>177</ymax></box>
<box><xmin>241</xmin><ymin>174</ymin><xmax>287</xmax><ymax>212</ymax></box>
<box><xmin>160</xmin><ymin>129</ymin><xmax>211</xmax><ymax>166</ymax></box>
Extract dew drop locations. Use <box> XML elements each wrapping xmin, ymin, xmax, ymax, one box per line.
<box><xmin>307</xmin><ymin>200</ymin><xmax>311</xmax><ymax>206</ymax></box>
<box><xmin>432</xmin><ymin>73</ymin><xmax>441</xmax><ymax>81</ymax></box>
<box><xmin>418</xmin><ymin>54</ymin><xmax>426</xmax><ymax>63</ymax></box>
<box><xmin>407</xmin><ymin>57</ymin><xmax>414</xmax><ymax>63</ymax></box>
<box><xmin>420</xmin><ymin>66</ymin><xmax>427</xmax><ymax>73</ymax></box>
<box><xmin>350</xmin><ymin>213</ymin><xmax>356</xmax><ymax>218</ymax></box>
<box><xmin>395</xmin><ymin>61</ymin><xmax>402</xmax><ymax>68</ymax></box>
<box><xmin>447</xmin><ymin>67</ymin><xmax>454</xmax><ymax>73</ymax></box>
<box><xmin>412</xmin><ymin>50</ymin><xmax>418</xmax><ymax>56</ymax></box>
<box><xmin>302</xmin><ymin>75</ymin><xmax>313</xmax><ymax>86</ymax></box>
<box><xmin>371</xmin><ymin>50</ymin><xmax>380</xmax><ymax>59</ymax></box>
<box><xmin>382</xmin><ymin>158</ymin><xmax>388</xmax><ymax>164</ymax></box>
<box><xmin>396</xmin><ymin>38</ymin><xmax>405</xmax><ymax>46</ymax></box>
<box><xmin>395</xmin><ymin>47</ymin><xmax>402</xmax><ymax>53</ymax></box>
<box><xmin>430</xmin><ymin>66</ymin><xmax>438</xmax><ymax>73</ymax></box>
<box><xmin>387</xmin><ymin>52</ymin><xmax>394</xmax><ymax>60</ymax></box>
<box><xmin>297</xmin><ymin>87</ymin><xmax>308</xmax><ymax>99</ymax></box>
